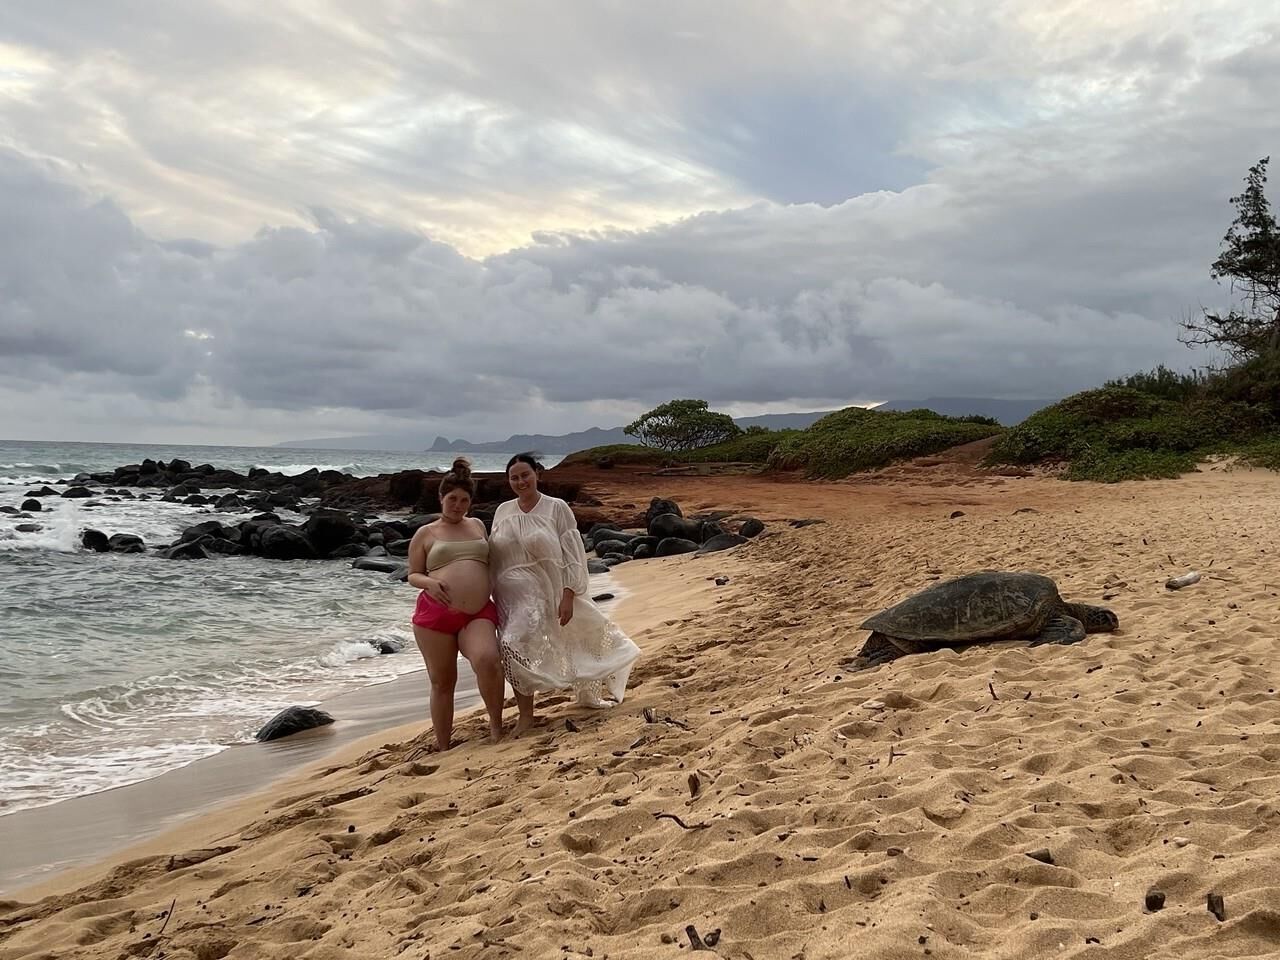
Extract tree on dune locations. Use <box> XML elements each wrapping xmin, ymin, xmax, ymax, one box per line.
<box><xmin>623</xmin><ymin>399</ymin><xmax>741</xmax><ymax>451</ymax></box>
<box><xmin>1182</xmin><ymin>156</ymin><xmax>1280</xmax><ymax>362</ymax></box>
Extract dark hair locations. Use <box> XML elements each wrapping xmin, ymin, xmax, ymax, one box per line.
<box><xmin>439</xmin><ymin>457</ymin><xmax>476</xmax><ymax>498</ymax></box>
<box><xmin>505</xmin><ymin>451</ymin><xmax>544</xmax><ymax>474</ymax></box>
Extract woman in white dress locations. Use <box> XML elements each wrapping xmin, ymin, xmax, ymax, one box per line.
<box><xmin>489</xmin><ymin>452</ymin><xmax>642</xmax><ymax>734</ymax></box>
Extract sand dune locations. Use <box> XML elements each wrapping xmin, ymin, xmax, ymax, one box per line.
<box><xmin>5</xmin><ymin>464</ymin><xmax>1280</xmax><ymax>959</ymax></box>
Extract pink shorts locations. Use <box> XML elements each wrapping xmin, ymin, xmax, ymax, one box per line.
<box><xmin>412</xmin><ymin>592</ymin><xmax>499</xmax><ymax>635</ymax></box>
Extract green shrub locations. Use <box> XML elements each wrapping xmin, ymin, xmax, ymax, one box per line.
<box><xmin>1203</xmin><ymin>353</ymin><xmax>1280</xmax><ymax>419</ymax></box>
<box><xmin>1064</xmin><ymin>448</ymin><xmax>1200</xmax><ymax>482</ymax></box>
<box><xmin>683</xmin><ymin>428</ymin><xmax>800</xmax><ymax>463</ymax></box>
<box><xmin>986</xmin><ymin>385</ymin><xmax>1280</xmax><ymax>481</ymax></box>
<box><xmin>558</xmin><ymin>429</ymin><xmax>798</xmax><ymax>468</ymax></box>
<box><xmin>768</xmin><ymin>406</ymin><xmax>1003</xmax><ymax>478</ymax></box>
<box><xmin>1104</xmin><ymin>364</ymin><xmax>1209</xmax><ymax>403</ymax></box>
<box><xmin>1240</xmin><ymin>437</ymin><xmax>1280</xmax><ymax>471</ymax></box>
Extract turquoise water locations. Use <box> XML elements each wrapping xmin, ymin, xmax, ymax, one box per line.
<box><xmin>0</xmin><ymin>440</ymin><xmax>570</xmax><ymax>814</ymax></box>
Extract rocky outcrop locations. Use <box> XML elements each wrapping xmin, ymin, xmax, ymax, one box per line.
<box><xmin>107</xmin><ymin>533</ymin><xmax>146</xmax><ymax>554</ymax></box>
<box><xmin>60</xmin><ymin>466</ymin><xmax>780</xmax><ymax>573</ymax></box>
<box><xmin>697</xmin><ymin>533</ymin><xmax>749</xmax><ymax>554</ymax></box>
<box><xmin>63</xmin><ymin>460</ymin><xmax>358</xmax><ymax>513</ymax></box>
<box><xmin>259</xmin><ymin>525</ymin><xmax>319</xmax><ymax>561</ymax></box>
<box><xmin>655</xmin><ymin>537</ymin><xmax>699</xmax><ymax>557</ymax></box>
<box><xmin>578</xmin><ymin>502</ymin><xmax>765</xmax><ymax>565</ymax></box>
<box><xmin>81</xmin><ymin>529</ymin><xmax>110</xmax><ymax>552</ymax></box>
<box><xmin>255</xmin><ymin>706</ymin><xmax>335</xmax><ymax>742</ymax></box>
<box><xmin>138</xmin><ymin>510</ymin><xmax>440</xmax><ymax>564</ymax></box>
<box><xmin>319</xmin><ymin>470</ymin><xmax>585</xmax><ymax>519</ymax></box>
<box><xmin>301</xmin><ymin>509</ymin><xmax>358</xmax><ymax>555</ymax></box>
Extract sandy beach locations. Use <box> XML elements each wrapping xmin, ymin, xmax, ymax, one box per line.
<box><xmin>6</xmin><ymin>458</ymin><xmax>1280</xmax><ymax>959</ymax></box>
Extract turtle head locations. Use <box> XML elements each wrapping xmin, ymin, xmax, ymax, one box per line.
<box><xmin>1066</xmin><ymin>602</ymin><xmax>1119</xmax><ymax>633</ymax></box>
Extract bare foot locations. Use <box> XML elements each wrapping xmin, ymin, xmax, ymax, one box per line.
<box><xmin>513</xmin><ymin>714</ymin><xmax>536</xmax><ymax>737</ymax></box>
<box><xmin>488</xmin><ymin>721</ymin><xmax>504</xmax><ymax>743</ymax></box>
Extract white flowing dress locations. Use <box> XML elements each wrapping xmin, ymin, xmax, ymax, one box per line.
<box><xmin>489</xmin><ymin>494</ymin><xmax>641</xmax><ymax>706</ymax></box>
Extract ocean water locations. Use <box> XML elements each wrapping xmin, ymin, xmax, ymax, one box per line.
<box><xmin>0</xmin><ymin>439</ymin><xmax>560</xmax><ymax>487</ymax></box>
<box><xmin>0</xmin><ymin>439</ymin><xmax>572</xmax><ymax>814</ymax></box>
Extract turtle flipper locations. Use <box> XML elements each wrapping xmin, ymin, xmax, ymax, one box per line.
<box><xmin>1028</xmin><ymin>614</ymin><xmax>1086</xmax><ymax>646</ymax></box>
<box><xmin>852</xmin><ymin>632</ymin><xmax>919</xmax><ymax>668</ymax></box>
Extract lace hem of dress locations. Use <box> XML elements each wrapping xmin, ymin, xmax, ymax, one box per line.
<box><xmin>499</xmin><ymin>621</ymin><xmax>635</xmax><ymax>706</ymax></box>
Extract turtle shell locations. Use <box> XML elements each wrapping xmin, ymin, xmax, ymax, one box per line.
<box><xmin>858</xmin><ymin>571</ymin><xmax>1062</xmax><ymax>644</ymax></box>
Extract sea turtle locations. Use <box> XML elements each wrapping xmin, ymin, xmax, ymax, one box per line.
<box><xmin>854</xmin><ymin>571</ymin><xmax>1119</xmax><ymax>666</ymax></box>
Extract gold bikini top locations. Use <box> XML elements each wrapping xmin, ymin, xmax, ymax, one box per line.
<box><xmin>426</xmin><ymin>538</ymin><xmax>489</xmax><ymax>572</ymax></box>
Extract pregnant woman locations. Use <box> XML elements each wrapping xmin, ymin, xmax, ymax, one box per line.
<box><xmin>489</xmin><ymin>452</ymin><xmax>641</xmax><ymax>734</ymax></box>
<box><xmin>406</xmin><ymin>458</ymin><xmax>506</xmax><ymax>749</ymax></box>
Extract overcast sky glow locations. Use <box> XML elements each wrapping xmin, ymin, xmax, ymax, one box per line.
<box><xmin>0</xmin><ymin>2</ymin><xmax>1276</xmax><ymax>444</ymax></box>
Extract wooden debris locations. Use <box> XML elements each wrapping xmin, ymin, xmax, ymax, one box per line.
<box><xmin>654</xmin><ymin>812</ymin><xmax>709</xmax><ymax>830</ymax></box>
<box><xmin>157</xmin><ymin>898</ymin><xmax>177</xmax><ymax>938</ymax></box>
<box><xmin>1207</xmin><ymin>892</ymin><xmax>1226</xmax><ymax>922</ymax></box>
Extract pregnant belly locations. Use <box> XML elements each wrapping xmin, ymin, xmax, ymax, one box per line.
<box><xmin>433</xmin><ymin>561</ymin><xmax>493</xmax><ymax>613</ymax></box>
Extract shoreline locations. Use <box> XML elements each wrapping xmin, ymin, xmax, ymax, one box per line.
<box><xmin>0</xmin><ymin>559</ymin><xmax>701</xmax><ymax>900</ymax></box>
<box><xmin>0</xmin><ymin>665</ymin><xmax>478</xmax><ymax>894</ymax></box>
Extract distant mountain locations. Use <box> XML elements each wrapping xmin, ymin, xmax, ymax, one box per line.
<box><xmin>426</xmin><ymin>412</ymin><xmax>839</xmax><ymax>454</ymax></box>
<box><xmin>278</xmin><ymin>402</ymin><xmax>1059</xmax><ymax>453</ymax></box>
<box><xmin>279</xmin><ymin>410</ymin><xmax>842</xmax><ymax>453</ymax></box>
<box><xmin>876</xmin><ymin>397</ymin><xmax>1060</xmax><ymax>425</ymax></box>
<box><xmin>428</xmin><ymin>426</ymin><xmax>633</xmax><ymax>454</ymax></box>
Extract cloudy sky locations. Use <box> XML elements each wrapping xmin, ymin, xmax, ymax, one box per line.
<box><xmin>0</xmin><ymin>2</ymin><xmax>1276</xmax><ymax>445</ymax></box>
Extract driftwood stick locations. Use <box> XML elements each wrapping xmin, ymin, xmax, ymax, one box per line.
<box><xmin>654</xmin><ymin>812</ymin><xmax>709</xmax><ymax>830</ymax></box>
<box><xmin>157</xmin><ymin>898</ymin><xmax>177</xmax><ymax>938</ymax></box>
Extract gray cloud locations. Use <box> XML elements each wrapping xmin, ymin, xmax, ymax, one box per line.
<box><xmin>0</xmin><ymin>3</ymin><xmax>1277</xmax><ymax>443</ymax></box>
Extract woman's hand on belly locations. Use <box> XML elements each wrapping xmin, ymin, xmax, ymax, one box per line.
<box><xmin>420</xmin><ymin>577</ymin><xmax>451</xmax><ymax>606</ymax></box>
<box><xmin>433</xmin><ymin>561</ymin><xmax>493</xmax><ymax>613</ymax></box>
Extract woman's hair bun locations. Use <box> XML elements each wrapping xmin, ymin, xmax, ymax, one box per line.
<box><xmin>438</xmin><ymin>456</ymin><xmax>476</xmax><ymax>499</ymax></box>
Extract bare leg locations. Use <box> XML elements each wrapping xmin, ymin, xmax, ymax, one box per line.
<box><xmin>458</xmin><ymin>619</ymin><xmax>506</xmax><ymax>742</ymax></box>
<box><xmin>413</xmin><ymin>626</ymin><xmax>459</xmax><ymax>751</ymax></box>
<box><xmin>513</xmin><ymin>692</ymin><xmax>536</xmax><ymax>736</ymax></box>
